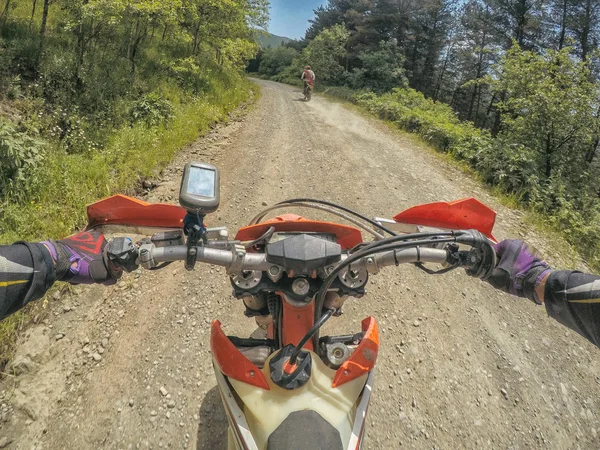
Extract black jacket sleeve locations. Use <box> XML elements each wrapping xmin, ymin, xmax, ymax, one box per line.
<box><xmin>544</xmin><ymin>270</ymin><xmax>600</xmax><ymax>348</ymax></box>
<box><xmin>0</xmin><ymin>243</ymin><xmax>56</xmax><ymax>320</ymax></box>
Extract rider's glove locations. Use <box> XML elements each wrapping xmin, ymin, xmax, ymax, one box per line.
<box><xmin>41</xmin><ymin>231</ymin><xmax>122</xmax><ymax>285</ymax></box>
<box><xmin>488</xmin><ymin>240</ymin><xmax>551</xmax><ymax>304</ymax></box>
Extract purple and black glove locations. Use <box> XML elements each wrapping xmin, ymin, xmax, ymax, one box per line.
<box><xmin>488</xmin><ymin>240</ymin><xmax>552</xmax><ymax>304</ymax></box>
<box><xmin>42</xmin><ymin>231</ymin><xmax>122</xmax><ymax>285</ymax></box>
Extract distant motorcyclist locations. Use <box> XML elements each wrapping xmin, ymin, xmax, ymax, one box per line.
<box><xmin>1</xmin><ymin>233</ymin><xmax>599</xmax><ymax>349</ymax></box>
<box><xmin>301</xmin><ymin>65</ymin><xmax>315</xmax><ymax>100</ymax></box>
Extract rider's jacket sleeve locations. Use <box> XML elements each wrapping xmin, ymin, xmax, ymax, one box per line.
<box><xmin>544</xmin><ymin>270</ymin><xmax>600</xmax><ymax>348</ymax></box>
<box><xmin>0</xmin><ymin>243</ymin><xmax>56</xmax><ymax>320</ymax></box>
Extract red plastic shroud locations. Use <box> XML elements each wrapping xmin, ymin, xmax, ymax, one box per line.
<box><xmin>211</xmin><ymin>320</ymin><xmax>270</xmax><ymax>390</ymax></box>
<box><xmin>235</xmin><ymin>214</ymin><xmax>363</xmax><ymax>251</ymax></box>
<box><xmin>280</xmin><ymin>295</ymin><xmax>315</xmax><ymax>350</ymax></box>
<box><xmin>333</xmin><ymin>317</ymin><xmax>379</xmax><ymax>388</ymax></box>
<box><xmin>394</xmin><ymin>197</ymin><xmax>497</xmax><ymax>241</ymax></box>
<box><xmin>86</xmin><ymin>195</ymin><xmax>187</xmax><ymax>230</ymax></box>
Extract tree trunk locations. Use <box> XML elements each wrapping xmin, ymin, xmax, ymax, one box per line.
<box><xmin>130</xmin><ymin>21</ymin><xmax>148</xmax><ymax>75</ymax></box>
<box><xmin>586</xmin><ymin>106</ymin><xmax>600</xmax><ymax>163</ymax></box>
<box><xmin>0</xmin><ymin>0</ymin><xmax>12</xmax><ymax>21</ymax></box>
<box><xmin>514</xmin><ymin>0</ymin><xmax>528</xmax><ymax>47</ymax></box>
<box><xmin>586</xmin><ymin>139</ymin><xmax>599</xmax><ymax>163</ymax></box>
<box><xmin>35</xmin><ymin>0</ymin><xmax>50</xmax><ymax>73</ymax></box>
<box><xmin>481</xmin><ymin>93</ymin><xmax>496</xmax><ymax>129</ymax></box>
<box><xmin>558</xmin><ymin>0</ymin><xmax>568</xmax><ymax>49</ymax></box>
<box><xmin>581</xmin><ymin>0</ymin><xmax>592</xmax><ymax>61</ymax></box>
<box><xmin>474</xmin><ymin>83</ymin><xmax>484</xmax><ymax>127</ymax></box>
<box><xmin>433</xmin><ymin>46</ymin><xmax>451</xmax><ymax>102</ymax></box>
<box><xmin>30</xmin><ymin>0</ymin><xmax>38</xmax><ymax>28</ymax></box>
<box><xmin>74</xmin><ymin>1</ymin><xmax>90</xmax><ymax>88</ymax></box>
<box><xmin>545</xmin><ymin>132</ymin><xmax>553</xmax><ymax>179</ymax></box>
<box><xmin>192</xmin><ymin>21</ymin><xmax>201</xmax><ymax>54</ymax></box>
<box><xmin>39</xmin><ymin>0</ymin><xmax>49</xmax><ymax>37</ymax></box>
<box><xmin>420</xmin><ymin>11</ymin><xmax>440</xmax><ymax>96</ymax></box>
<box><xmin>468</xmin><ymin>29</ymin><xmax>488</xmax><ymax>121</ymax></box>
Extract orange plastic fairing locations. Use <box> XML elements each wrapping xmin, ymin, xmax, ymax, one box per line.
<box><xmin>393</xmin><ymin>198</ymin><xmax>497</xmax><ymax>241</ymax></box>
<box><xmin>236</xmin><ymin>214</ymin><xmax>363</xmax><ymax>250</ymax></box>
<box><xmin>332</xmin><ymin>317</ymin><xmax>379</xmax><ymax>388</ymax></box>
<box><xmin>86</xmin><ymin>195</ymin><xmax>186</xmax><ymax>230</ymax></box>
<box><xmin>280</xmin><ymin>296</ymin><xmax>315</xmax><ymax>351</ymax></box>
<box><xmin>210</xmin><ymin>320</ymin><xmax>270</xmax><ymax>390</ymax></box>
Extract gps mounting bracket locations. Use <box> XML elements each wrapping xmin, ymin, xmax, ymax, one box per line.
<box><xmin>183</xmin><ymin>212</ymin><xmax>207</xmax><ymax>271</ymax></box>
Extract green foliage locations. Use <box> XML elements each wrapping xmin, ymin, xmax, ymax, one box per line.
<box><xmin>130</xmin><ymin>93</ymin><xmax>175</xmax><ymax>128</ymax></box>
<box><xmin>489</xmin><ymin>45</ymin><xmax>598</xmax><ymax>187</ymax></box>
<box><xmin>349</xmin><ymin>40</ymin><xmax>407</xmax><ymax>92</ymax></box>
<box><xmin>0</xmin><ymin>118</ymin><xmax>45</xmax><ymax>200</ymax></box>
<box><xmin>258</xmin><ymin>46</ymin><xmax>299</xmax><ymax>77</ymax></box>
<box><xmin>356</xmin><ymin>88</ymin><xmax>491</xmax><ymax>161</ymax></box>
<box><xmin>0</xmin><ymin>310</ymin><xmax>25</xmax><ymax>371</ymax></box>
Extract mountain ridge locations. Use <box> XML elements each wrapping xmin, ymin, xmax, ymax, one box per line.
<box><xmin>258</xmin><ymin>33</ymin><xmax>292</xmax><ymax>48</ymax></box>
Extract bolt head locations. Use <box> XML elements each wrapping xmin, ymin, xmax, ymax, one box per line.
<box><xmin>291</xmin><ymin>278</ymin><xmax>310</xmax><ymax>296</ymax></box>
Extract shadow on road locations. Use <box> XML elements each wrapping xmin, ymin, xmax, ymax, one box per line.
<box><xmin>196</xmin><ymin>386</ymin><xmax>228</xmax><ymax>450</ymax></box>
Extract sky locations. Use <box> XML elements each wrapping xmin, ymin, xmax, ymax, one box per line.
<box><xmin>268</xmin><ymin>0</ymin><xmax>328</xmax><ymax>40</ymax></box>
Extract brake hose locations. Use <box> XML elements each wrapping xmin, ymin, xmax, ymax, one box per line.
<box><xmin>289</xmin><ymin>308</ymin><xmax>335</xmax><ymax>365</ymax></box>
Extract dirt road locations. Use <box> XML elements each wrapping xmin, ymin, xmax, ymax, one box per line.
<box><xmin>1</xmin><ymin>79</ymin><xmax>599</xmax><ymax>450</ymax></box>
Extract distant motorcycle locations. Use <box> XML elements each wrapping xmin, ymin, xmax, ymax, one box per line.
<box><xmin>88</xmin><ymin>162</ymin><xmax>498</xmax><ymax>450</ymax></box>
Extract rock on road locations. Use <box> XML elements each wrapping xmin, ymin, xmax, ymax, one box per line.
<box><xmin>1</xmin><ymin>79</ymin><xmax>599</xmax><ymax>450</ymax></box>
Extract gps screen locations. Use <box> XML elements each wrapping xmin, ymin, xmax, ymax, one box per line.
<box><xmin>187</xmin><ymin>166</ymin><xmax>215</xmax><ymax>198</ymax></box>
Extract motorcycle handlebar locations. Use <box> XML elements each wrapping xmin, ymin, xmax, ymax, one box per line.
<box><xmin>367</xmin><ymin>247</ymin><xmax>449</xmax><ymax>271</ymax></box>
<box><xmin>138</xmin><ymin>244</ymin><xmax>271</xmax><ymax>271</ymax></box>
<box><xmin>134</xmin><ymin>242</ymin><xmax>453</xmax><ymax>274</ymax></box>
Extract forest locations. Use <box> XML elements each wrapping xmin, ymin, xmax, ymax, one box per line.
<box><xmin>252</xmin><ymin>0</ymin><xmax>600</xmax><ymax>270</ymax></box>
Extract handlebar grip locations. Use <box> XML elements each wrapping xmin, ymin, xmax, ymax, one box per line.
<box><xmin>142</xmin><ymin>245</ymin><xmax>269</xmax><ymax>271</ymax></box>
<box><xmin>369</xmin><ymin>247</ymin><xmax>449</xmax><ymax>272</ymax></box>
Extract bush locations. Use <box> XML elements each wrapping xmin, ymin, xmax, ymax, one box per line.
<box><xmin>130</xmin><ymin>93</ymin><xmax>175</xmax><ymax>128</ymax></box>
<box><xmin>0</xmin><ymin>118</ymin><xmax>45</xmax><ymax>200</ymax></box>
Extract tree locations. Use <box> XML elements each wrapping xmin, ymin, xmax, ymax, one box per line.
<box><xmin>570</xmin><ymin>0</ymin><xmax>600</xmax><ymax>61</ymax></box>
<box><xmin>488</xmin><ymin>45</ymin><xmax>598</xmax><ymax>189</ymax></box>
<box><xmin>301</xmin><ymin>24</ymin><xmax>350</xmax><ymax>84</ymax></box>
<box><xmin>349</xmin><ymin>40</ymin><xmax>407</xmax><ymax>91</ymax></box>
<box><xmin>258</xmin><ymin>46</ymin><xmax>299</xmax><ymax>77</ymax></box>
<box><xmin>482</xmin><ymin>0</ymin><xmax>545</xmax><ymax>50</ymax></box>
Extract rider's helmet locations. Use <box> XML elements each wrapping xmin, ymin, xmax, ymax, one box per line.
<box><xmin>306</xmin><ymin>65</ymin><xmax>311</xmax><ymax>70</ymax></box>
